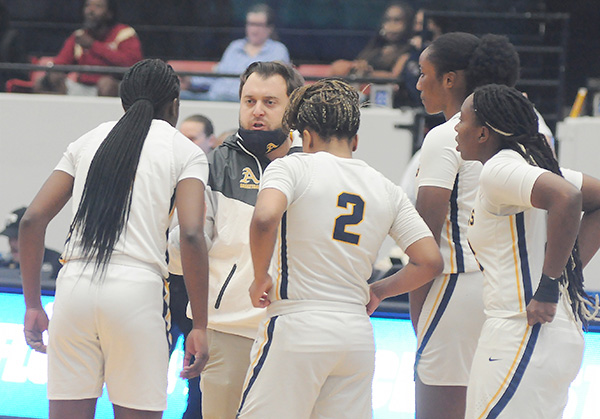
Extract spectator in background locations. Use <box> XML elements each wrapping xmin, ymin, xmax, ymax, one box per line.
<box><xmin>215</xmin><ymin>128</ymin><xmax>237</xmax><ymax>149</ymax></box>
<box><xmin>393</xmin><ymin>8</ymin><xmax>446</xmax><ymax>106</ymax></box>
<box><xmin>330</xmin><ymin>1</ymin><xmax>419</xmax><ymax>107</ymax></box>
<box><xmin>0</xmin><ymin>0</ymin><xmax>28</xmax><ymax>91</ymax></box>
<box><xmin>410</xmin><ymin>8</ymin><xmax>445</xmax><ymax>51</ymax></box>
<box><xmin>179</xmin><ymin>114</ymin><xmax>218</xmax><ymax>155</ymax></box>
<box><xmin>180</xmin><ymin>4</ymin><xmax>290</xmax><ymax>102</ymax></box>
<box><xmin>34</xmin><ymin>0</ymin><xmax>142</xmax><ymax>96</ymax></box>
<box><xmin>0</xmin><ymin>207</ymin><xmax>62</xmax><ymax>280</ymax></box>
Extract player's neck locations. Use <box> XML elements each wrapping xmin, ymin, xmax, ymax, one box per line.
<box><xmin>313</xmin><ymin>138</ymin><xmax>354</xmax><ymax>158</ymax></box>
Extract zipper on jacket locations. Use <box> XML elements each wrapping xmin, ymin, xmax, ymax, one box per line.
<box><xmin>236</xmin><ymin>136</ymin><xmax>264</xmax><ymax>178</ymax></box>
<box><xmin>215</xmin><ymin>264</ymin><xmax>237</xmax><ymax>309</ymax></box>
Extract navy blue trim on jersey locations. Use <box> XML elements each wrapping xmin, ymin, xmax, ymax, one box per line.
<box><xmin>486</xmin><ymin>323</ymin><xmax>541</xmax><ymax>418</ymax></box>
<box><xmin>279</xmin><ymin>212</ymin><xmax>289</xmax><ymax>299</ymax></box>
<box><xmin>450</xmin><ymin>175</ymin><xmax>465</xmax><ymax>273</ymax></box>
<box><xmin>162</xmin><ymin>280</ymin><xmax>172</xmax><ymax>347</ymax></box>
<box><xmin>413</xmin><ymin>273</ymin><xmax>459</xmax><ymax>376</ymax></box>
<box><xmin>515</xmin><ymin>212</ymin><xmax>533</xmax><ymax>304</ymax></box>
<box><xmin>238</xmin><ymin>316</ymin><xmax>279</xmax><ymax>416</ymax></box>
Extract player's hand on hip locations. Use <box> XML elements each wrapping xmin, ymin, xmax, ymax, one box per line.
<box><xmin>180</xmin><ymin>328</ymin><xmax>209</xmax><ymax>379</ymax></box>
<box><xmin>526</xmin><ymin>299</ymin><xmax>557</xmax><ymax>326</ymax></box>
<box><xmin>249</xmin><ymin>274</ymin><xmax>272</xmax><ymax>308</ymax></box>
<box><xmin>366</xmin><ymin>287</ymin><xmax>383</xmax><ymax>316</ymax></box>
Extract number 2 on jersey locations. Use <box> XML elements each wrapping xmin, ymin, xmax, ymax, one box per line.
<box><xmin>333</xmin><ymin>192</ymin><xmax>365</xmax><ymax>245</ymax></box>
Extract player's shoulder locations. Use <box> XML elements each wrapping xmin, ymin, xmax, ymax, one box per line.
<box><xmin>483</xmin><ymin>149</ymin><xmax>524</xmax><ymax>173</ymax></box>
<box><xmin>422</xmin><ymin>116</ymin><xmax>458</xmax><ymax>147</ymax></box>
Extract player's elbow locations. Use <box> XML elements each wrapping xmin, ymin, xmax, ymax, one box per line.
<box><xmin>563</xmin><ymin>188</ymin><xmax>583</xmax><ymax>215</ymax></box>
<box><xmin>19</xmin><ymin>207</ymin><xmax>48</xmax><ymax>236</ymax></box>
<box><xmin>409</xmin><ymin>237</ymin><xmax>444</xmax><ymax>278</ymax></box>
<box><xmin>180</xmin><ymin>225</ymin><xmax>204</xmax><ymax>248</ymax></box>
<box><xmin>422</xmin><ymin>249</ymin><xmax>444</xmax><ymax>279</ymax></box>
<box><xmin>251</xmin><ymin>211</ymin><xmax>279</xmax><ymax>235</ymax></box>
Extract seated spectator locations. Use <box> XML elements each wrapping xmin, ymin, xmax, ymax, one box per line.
<box><xmin>330</xmin><ymin>1</ymin><xmax>419</xmax><ymax>107</ymax></box>
<box><xmin>396</xmin><ymin>8</ymin><xmax>445</xmax><ymax>105</ymax></box>
<box><xmin>0</xmin><ymin>207</ymin><xmax>62</xmax><ymax>279</ymax></box>
<box><xmin>180</xmin><ymin>3</ymin><xmax>290</xmax><ymax>102</ymax></box>
<box><xmin>410</xmin><ymin>8</ymin><xmax>444</xmax><ymax>51</ymax></box>
<box><xmin>0</xmin><ymin>0</ymin><xmax>28</xmax><ymax>91</ymax></box>
<box><xmin>34</xmin><ymin>0</ymin><xmax>142</xmax><ymax>96</ymax></box>
<box><xmin>179</xmin><ymin>114</ymin><xmax>218</xmax><ymax>154</ymax></box>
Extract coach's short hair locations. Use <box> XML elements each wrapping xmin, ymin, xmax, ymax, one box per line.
<box><xmin>239</xmin><ymin>61</ymin><xmax>305</xmax><ymax>98</ymax></box>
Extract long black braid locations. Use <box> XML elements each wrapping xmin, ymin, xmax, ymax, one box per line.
<box><xmin>67</xmin><ymin>59</ymin><xmax>180</xmax><ymax>275</ymax></box>
<box><xmin>473</xmin><ymin>84</ymin><xmax>598</xmax><ymax>327</ymax></box>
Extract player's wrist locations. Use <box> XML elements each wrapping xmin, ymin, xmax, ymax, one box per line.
<box><xmin>532</xmin><ymin>273</ymin><xmax>560</xmax><ymax>303</ymax></box>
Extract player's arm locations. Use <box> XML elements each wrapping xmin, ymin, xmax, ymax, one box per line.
<box><xmin>368</xmin><ymin>236</ymin><xmax>443</xmax><ymax>315</ymax></box>
<box><xmin>577</xmin><ymin>174</ymin><xmax>600</xmax><ymax>267</ymax></box>
<box><xmin>20</xmin><ymin>170</ymin><xmax>73</xmax><ymax>353</ymax></box>
<box><xmin>249</xmin><ymin>188</ymin><xmax>287</xmax><ymax>308</ymax></box>
<box><xmin>409</xmin><ymin>185</ymin><xmax>451</xmax><ymax>331</ymax></box>
<box><xmin>527</xmin><ymin>172</ymin><xmax>582</xmax><ymax>325</ymax></box>
<box><xmin>176</xmin><ymin>177</ymin><xmax>209</xmax><ymax>378</ymax></box>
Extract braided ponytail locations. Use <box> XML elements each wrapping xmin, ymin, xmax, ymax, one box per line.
<box><xmin>67</xmin><ymin>59</ymin><xmax>180</xmax><ymax>274</ymax></box>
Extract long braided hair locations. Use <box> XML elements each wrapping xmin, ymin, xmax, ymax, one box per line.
<box><xmin>67</xmin><ymin>58</ymin><xmax>180</xmax><ymax>274</ymax></box>
<box><xmin>472</xmin><ymin>83</ymin><xmax>599</xmax><ymax>327</ymax></box>
<box><xmin>284</xmin><ymin>79</ymin><xmax>361</xmax><ymax>142</ymax></box>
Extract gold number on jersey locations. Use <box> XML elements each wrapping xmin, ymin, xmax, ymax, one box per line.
<box><xmin>333</xmin><ymin>192</ymin><xmax>365</xmax><ymax>245</ymax></box>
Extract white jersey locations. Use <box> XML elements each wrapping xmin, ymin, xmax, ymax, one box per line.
<box><xmin>260</xmin><ymin>151</ymin><xmax>432</xmax><ymax>306</ymax></box>
<box><xmin>55</xmin><ymin>119</ymin><xmax>208</xmax><ymax>278</ymax></box>
<box><xmin>417</xmin><ymin>113</ymin><xmax>481</xmax><ymax>274</ymax></box>
<box><xmin>467</xmin><ymin>149</ymin><xmax>582</xmax><ymax>318</ymax></box>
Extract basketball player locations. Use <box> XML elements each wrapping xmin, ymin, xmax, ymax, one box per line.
<box><xmin>455</xmin><ymin>84</ymin><xmax>600</xmax><ymax>418</ymax></box>
<box><xmin>20</xmin><ymin>59</ymin><xmax>209</xmax><ymax>419</ymax></box>
<box><xmin>410</xmin><ymin>32</ymin><xmax>521</xmax><ymax>419</ymax></box>
<box><xmin>237</xmin><ymin>79</ymin><xmax>443</xmax><ymax>418</ymax></box>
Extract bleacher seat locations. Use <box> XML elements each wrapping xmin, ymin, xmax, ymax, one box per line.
<box><xmin>167</xmin><ymin>60</ymin><xmax>217</xmax><ymax>74</ymax></box>
<box><xmin>297</xmin><ymin>64</ymin><xmax>332</xmax><ymax>81</ymax></box>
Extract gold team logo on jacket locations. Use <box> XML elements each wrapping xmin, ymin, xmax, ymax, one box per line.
<box><xmin>265</xmin><ymin>142</ymin><xmax>279</xmax><ymax>153</ymax></box>
<box><xmin>240</xmin><ymin>167</ymin><xmax>260</xmax><ymax>189</ymax></box>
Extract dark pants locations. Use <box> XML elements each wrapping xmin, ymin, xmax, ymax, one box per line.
<box><xmin>168</xmin><ymin>274</ymin><xmax>203</xmax><ymax>419</ymax></box>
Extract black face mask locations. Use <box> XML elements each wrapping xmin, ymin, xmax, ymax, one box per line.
<box><xmin>237</xmin><ymin>128</ymin><xmax>288</xmax><ymax>157</ymax></box>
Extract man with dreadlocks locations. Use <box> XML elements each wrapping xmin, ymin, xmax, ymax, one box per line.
<box><xmin>455</xmin><ymin>84</ymin><xmax>600</xmax><ymax>419</ymax></box>
<box><xmin>35</xmin><ymin>0</ymin><xmax>143</xmax><ymax>96</ymax></box>
<box><xmin>237</xmin><ymin>79</ymin><xmax>443</xmax><ymax>418</ymax></box>
<box><xmin>20</xmin><ymin>59</ymin><xmax>209</xmax><ymax>419</ymax></box>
